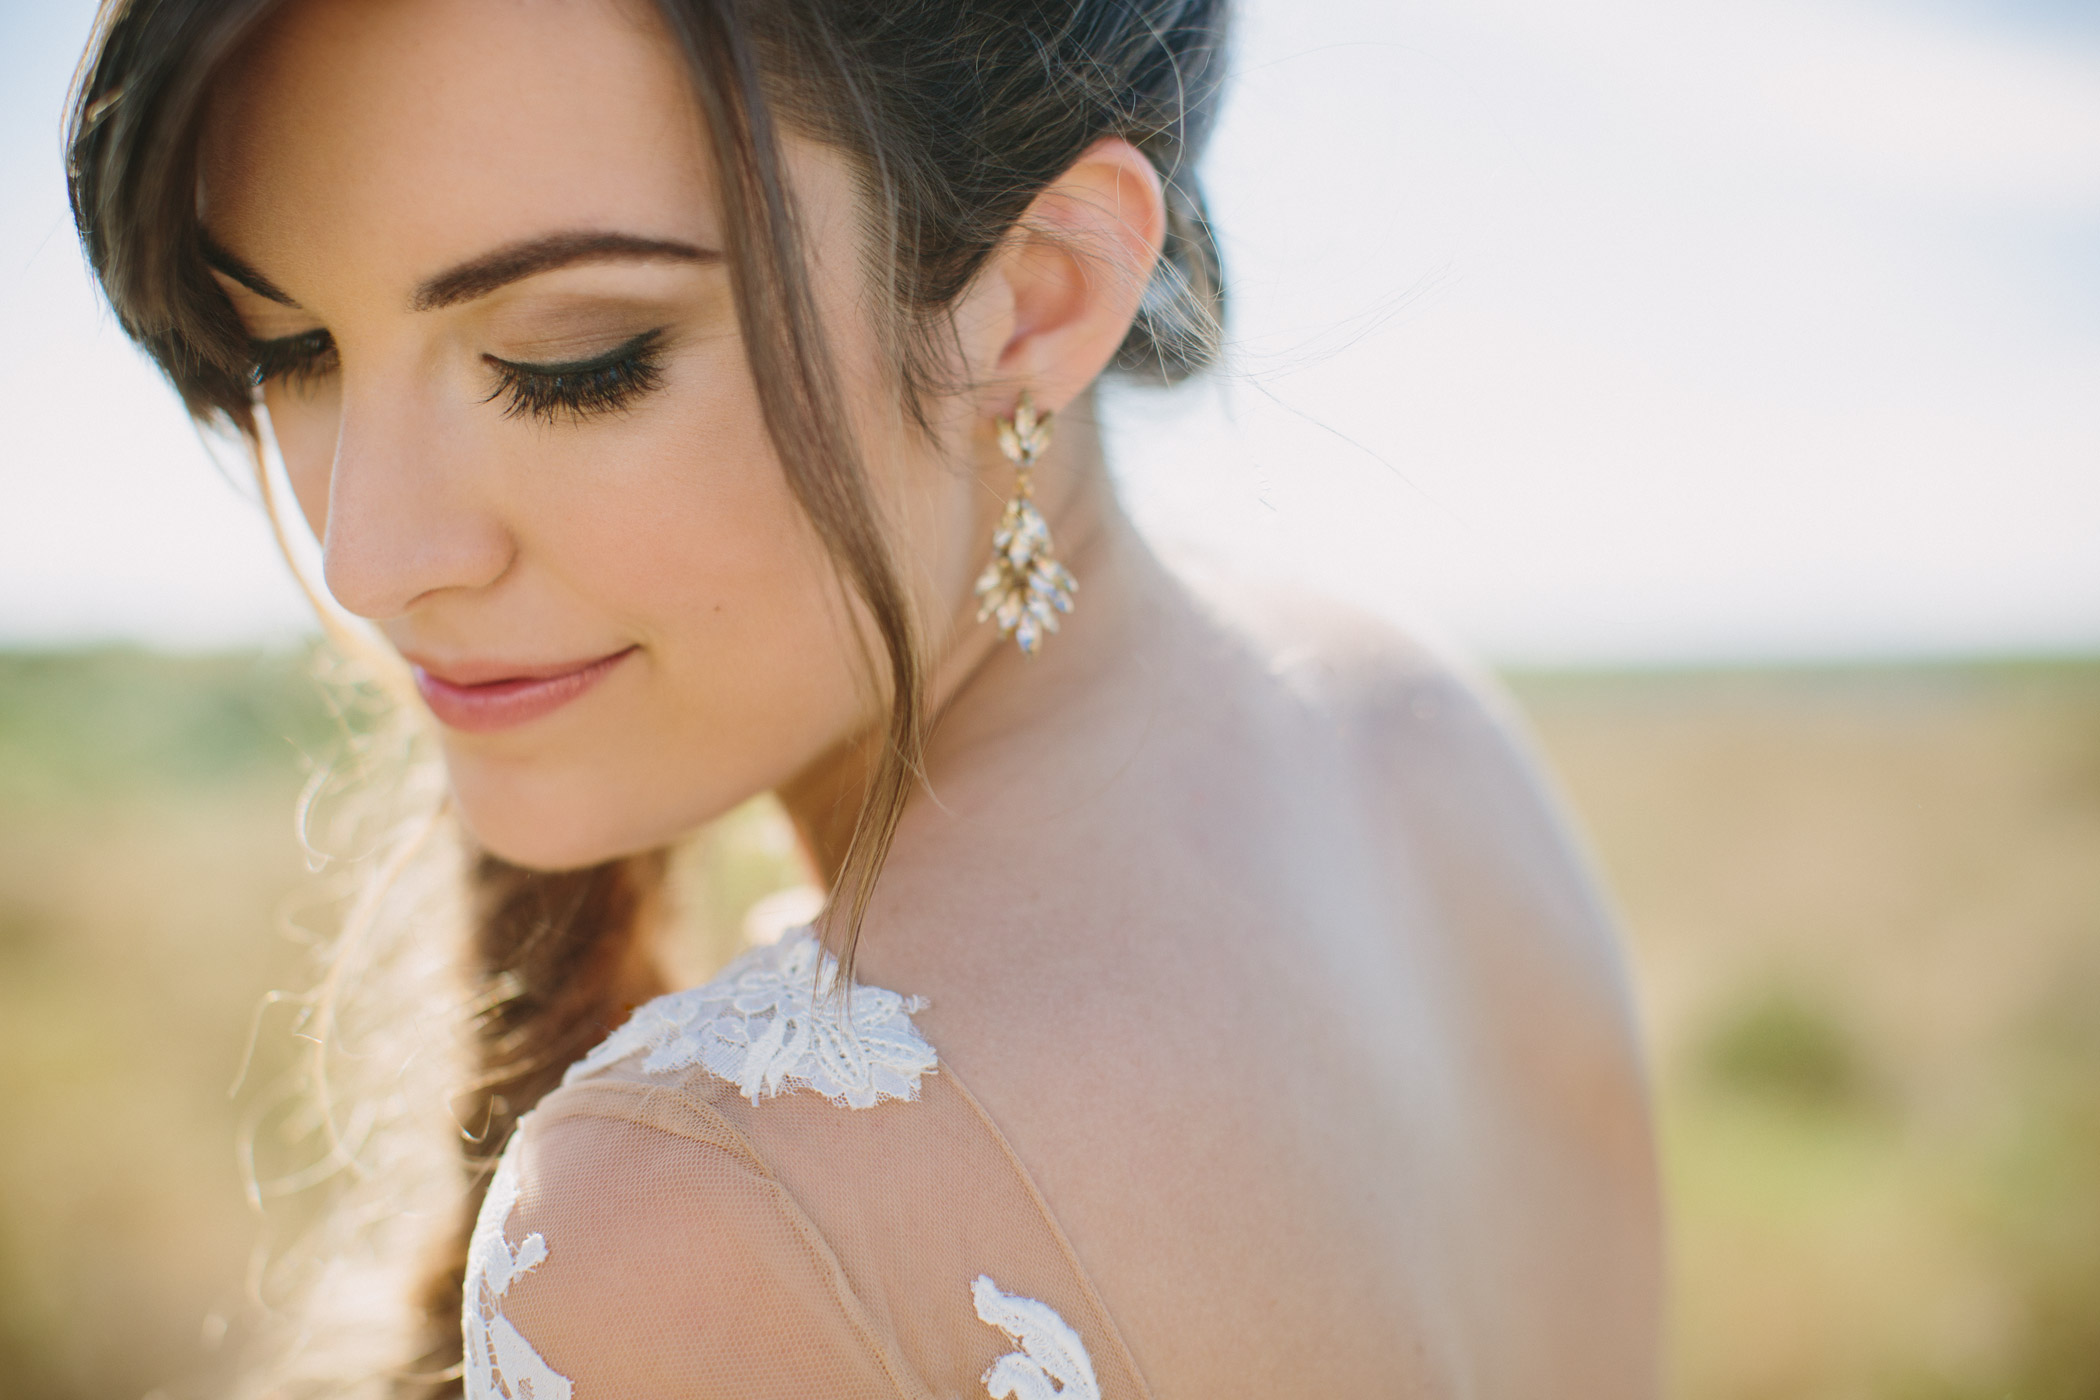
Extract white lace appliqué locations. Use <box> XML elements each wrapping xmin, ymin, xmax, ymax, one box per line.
<box><xmin>465</xmin><ymin>1145</ymin><xmax>572</xmax><ymax>1400</ymax></box>
<box><xmin>566</xmin><ymin>929</ymin><xmax>937</xmax><ymax>1107</ymax></box>
<box><xmin>459</xmin><ymin>936</ymin><xmax>943</xmax><ymax>1398</ymax></box>
<box><xmin>973</xmin><ymin>1275</ymin><xmax>1102</xmax><ymax>1400</ymax></box>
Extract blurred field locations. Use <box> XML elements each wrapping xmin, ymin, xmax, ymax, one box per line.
<box><xmin>0</xmin><ymin>650</ymin><xmax>2094</xmax><ymax>1400</ymax></box>
<box><xmin>1515</xmin><ymin>666</ymin><xmax>2100</xmax><ymax>1400</ymax></box>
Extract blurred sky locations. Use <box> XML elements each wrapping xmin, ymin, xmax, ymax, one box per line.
<box><xmin>2</xmin><ymin>0</ymin><xmax>2096</xmax><ymax>663</ymax></box>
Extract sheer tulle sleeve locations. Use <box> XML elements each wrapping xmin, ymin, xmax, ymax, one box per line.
<box><xmin>470</xmin><ymin>1097</ymin><xmax>920</xmax><ymax>1399</ymax></box>
<box><xmin>462</xmin><ymin>932</ymin><xmax>1149</xmax><ymax>1400</ymax></box>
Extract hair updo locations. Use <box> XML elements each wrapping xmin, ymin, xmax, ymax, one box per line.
<box><xmin>68</xmin><ymin>0</ymin><xmax>1229</xmax><ymax>1390</ymax></box>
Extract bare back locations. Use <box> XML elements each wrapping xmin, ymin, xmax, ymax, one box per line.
<box><xmin>467</xmin><ymin>541</ymin><xmax>1660</xmax><ymax>1400</ymax></box>
<box><xmin>858</xmin><ymin>549</ymin><xmax>1663</xmax><ymax>1397</ymax></box>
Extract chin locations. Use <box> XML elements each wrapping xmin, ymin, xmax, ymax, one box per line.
<box><xmin>444</xmin><ymin>758</ymin><xmax>676</xmax><ymax>873</ymax></box>
<box><xmin>455</xmin><ymin>802</ymin><xmax>640</xmax><ymax>872</ymax></box>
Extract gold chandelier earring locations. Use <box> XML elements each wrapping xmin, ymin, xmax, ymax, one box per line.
<box><xmin>974</xmin><ymin>393</ymin><xmax>1077</xmax><ymax>656</ymax></box>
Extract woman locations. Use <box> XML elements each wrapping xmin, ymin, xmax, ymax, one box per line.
<box><xmin>69</xmin><ymin>0</ymin><xmax>1662</xmax><ymax>1394</ymax></box>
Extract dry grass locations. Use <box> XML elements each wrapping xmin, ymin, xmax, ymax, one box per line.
<box><xmin>1514</xmin><ymin>665</ymin><xmax>2100</xmax><ymax>1400</ymax></box>
<box><xmin>0</xmin><ymin>651</ymin><xmax>2094</xmax><ymax>1399</ymax></box>
<box><xmin>0</xmin><ymin>654</ymin><xmax>327</xmax><ymax>1400</ymax></box>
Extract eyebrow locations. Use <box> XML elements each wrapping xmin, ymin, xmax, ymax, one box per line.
<box><xmin>200</xmin><ymin>233</ymin><xmax>301</xmax><ymax>308</ymax></box>
<box><xmin>411</xmin><ymin>232</ymin><xmax>718</xmax><ymax>311</ymax></box>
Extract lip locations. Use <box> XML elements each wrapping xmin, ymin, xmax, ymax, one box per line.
<box><xmin>410</xmin><ymin>646</ymin><xmax>636</xmax><ymax>734</ymax></box>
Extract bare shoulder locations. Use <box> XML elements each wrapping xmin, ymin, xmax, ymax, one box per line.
<box><xmin>1176</xmin><ymin>556</ymin><xmax>1652</xmax><ymax>1115</ymax></box>
<box><xmin>481</xmin><ymin>1099</ymin><xmax>910</xmax><ymax>1398</ymax></box>
<box><xmin>1171</xmin><ymin>562</ymin><xmax>1664</xmax><ymax>1392</ymax></box>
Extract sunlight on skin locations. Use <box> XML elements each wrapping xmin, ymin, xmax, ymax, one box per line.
<box><xmin>199</xmin><ymin>0</ymin><xmax>1164</xmax><ymax>871</ymax></box>
<box><xmin>191</xmin><ymin>4</ymin><xmax>1661</xmax><ymax>1396</ymax></box>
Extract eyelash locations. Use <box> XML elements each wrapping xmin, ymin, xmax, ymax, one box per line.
<box><xmin>484</xmin><ymin>329</ymin><xmax>668</xmax><ymax>425</ymax></box>
<box><xmin>249</xmin><ymin>329</ymin><xmax>338</xmax><ymax>391</ymax></box>
<box><xmin>245</xmin><ymin>327</ymin><xmax>669</xmax><ymax>425</ymax></box>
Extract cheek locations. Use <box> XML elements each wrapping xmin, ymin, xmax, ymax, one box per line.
<box><xmin>263</xmin><ymin>382</ymin><xmax>341</xmax><ymax>539</ymax></box>
<box><xmin>533</xmin><ymin>349</ymin><xmax>844</xmax><ymax>655</ymax></box>
<box><xmin>458</xmin><ymin>361</ymin><xmax>877</xmax><ymax>866</ymax></box>
<box><xmin>577</xmin><ymin>430</ymin><xmax>852</xmax><ymax>686</ymax></box>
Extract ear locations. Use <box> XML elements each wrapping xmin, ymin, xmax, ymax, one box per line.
<box><xmin>960</xmin><ymin>137</ymin><xmax>1167</xmax><ymax>415</ymax></box>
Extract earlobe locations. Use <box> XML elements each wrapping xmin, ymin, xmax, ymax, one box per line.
<box><xmin>983</xmin><ymin>138</ymin><xmax>1167</xmax><ymax>414</ymax></box>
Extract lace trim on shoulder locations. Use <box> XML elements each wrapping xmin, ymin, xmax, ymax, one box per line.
<box><xmin>974</xmin><ymin>1275</ymin><xmax>1102</xmax><ymax>1400</ymax></box>
<box><xmin>564</xmin><ymin>928</ymin><xmax>938</xmax><ymax>1108</ymax></box>
<box><xmin>465</xmin><ymin>1144</ymin><xmax>572</xmax><ymax>1400</ymax></box>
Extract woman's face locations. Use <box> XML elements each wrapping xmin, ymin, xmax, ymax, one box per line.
<box><xmin>201</xmin><ymin>0</ymin><xmax>994</xmax><ymax>868</ymax></box>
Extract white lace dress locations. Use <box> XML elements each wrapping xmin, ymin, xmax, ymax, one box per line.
<box><xmin>463</xmin><ymin>930</ymin><xmax>1144</xmax><ymax>1400</ymax></box>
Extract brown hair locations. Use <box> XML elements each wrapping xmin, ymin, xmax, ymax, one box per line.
<box><xmin>68</xmin><ymin>0</ymin><xmax>1228</xmax><ymax>1389</ymax></box>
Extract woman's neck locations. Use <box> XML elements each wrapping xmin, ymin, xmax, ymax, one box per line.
<box><xmin>776</xmin><ymin>392</ymin><xmax>1159</xmax><ymax>887</ymax></box>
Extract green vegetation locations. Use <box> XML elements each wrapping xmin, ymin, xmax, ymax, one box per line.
<box><xmin>1699</xmin><ymin>983</ymin><xmax>1872</xmax><ymax>1113</ymax></box>
<box><xmin>0</xmin><ymin>651</ymin><xmax>336</xmax><ymax>1400</ymax></box>
<box><xmin>1513</xmin><ymin>661</ymin><xmax>2100</xmax><ymax>1400</ymax></box>
<box><xmin>0</xmin><ymin>650</ymin><xmax>339</xmax><ymax>804</ymax></box>
<box><xmin>1</xmin><ymin>650</ymin><xmax>2096</xmax><ymax>1399</ymax></box>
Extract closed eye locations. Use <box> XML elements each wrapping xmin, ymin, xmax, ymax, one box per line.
<box><xmin>249</xmin><ymin>328</ymin><xmax>339</xmax><ymax>391</ymax></box>
<box><xmin>483</xmin><ymin>328</ymin><xmax>668</xmax><ymax>425</ymax></box>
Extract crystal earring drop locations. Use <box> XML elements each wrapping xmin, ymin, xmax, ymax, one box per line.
<box><xmin>974</xmin><ymin>394</ymin><xmax>1076</xmax><ymax>656</ymax></box>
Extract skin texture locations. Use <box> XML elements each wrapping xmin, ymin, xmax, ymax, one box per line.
<box><xmin>201</xmin><ymin>0</ymin><xmax>1664</xmax><ymax>1394</ymax></box>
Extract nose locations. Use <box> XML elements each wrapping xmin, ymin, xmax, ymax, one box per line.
<box><xmin>317</xmin><ymin>375</ymin><xmax>514</xmax><ymax>620</ymax></box>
